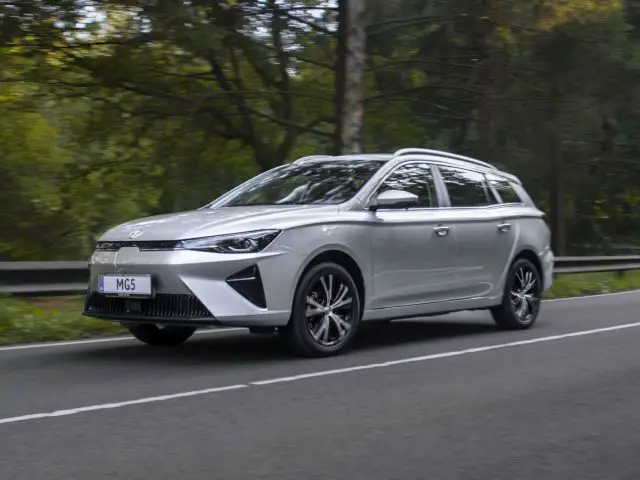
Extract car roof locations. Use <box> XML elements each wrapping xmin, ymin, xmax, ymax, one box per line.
<box><xmin>293</xmin><ymin>148</ymin><xmax>520</xmax><ymax>184</ymax></box>
<box><xmin>294</xmin><ymin>148</ymin><xmax>495</xmax><ymax>169</ymax></box>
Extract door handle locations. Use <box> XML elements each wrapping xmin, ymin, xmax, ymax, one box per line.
<box><xmin>497</xmin><ymin>222</ymin><xmax>512</xmax><ymax>232</ymax></box>
<box><xmin>433</xmin><ymin>225</ymin><xmax>450</xmax><ymax>236</ymax></box>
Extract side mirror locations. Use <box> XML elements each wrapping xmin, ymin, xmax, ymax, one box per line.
<box><xmin>369</xmin><ymin>189</ymin><xmax>418</xmax><ymax>211</ymax></box>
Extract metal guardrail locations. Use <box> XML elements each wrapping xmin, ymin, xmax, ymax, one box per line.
<box><xmin>553</xmin><ymin>256</ymin><xmax>640</xmax><ymax>274</ymax></box>
<box><xmin>0</xmin><ymin>261</ymin><xmax>89</xmax><ymax>295</ymax></box>
<box><xmin>1</xmin><ymin>256</ymin><xmax>640</xmax><ymax>296</ymax></box>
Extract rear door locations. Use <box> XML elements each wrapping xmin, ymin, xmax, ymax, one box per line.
<box><xmin>484</xmin><ymin>173</ymin><xmax>529</xmax><ymax>286</ymax></box>
<box><xmin>369</xmin><ymin>162</ymin><xmax>459</xmax><ymax>309</ymax></box>
<box><xmin>434</xmin><ymin>165</ymin><xmax>518</xmax><ymax>299</ymax></box>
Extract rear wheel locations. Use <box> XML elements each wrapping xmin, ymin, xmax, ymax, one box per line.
<box><xmin>283</xmin><ymin>262</ymin><xmax>362</xmax><ymax>357</ymax></box>
<box><xmin>127</xmin><ymin>324</ymin><xmax>196</xmax><ymax>346</ymax></box>
<box><xmin>491</xmin><ymin>258</ymin><xmax>542</xmax><ymax>330</ymax></box>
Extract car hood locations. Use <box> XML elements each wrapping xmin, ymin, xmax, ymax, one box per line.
<box><xmin>100</xmin><ymin>205</ymin><xmax>341</xmax><ymax>241</ymax></box>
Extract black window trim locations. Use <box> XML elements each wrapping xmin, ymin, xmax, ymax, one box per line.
<box><xmin>365</xmin><ymin>159</ymin><xmax>527</xmax><ymax>211</ymax></box>
<box><xmin>366</xmin><ymin>160</ymin><xmax>444</xmax><ymax>210</ymax></box>
<box><xmin>434</xmin><ymin>164</ymin><xmax>498</xmax><ymax>209</ymax></box>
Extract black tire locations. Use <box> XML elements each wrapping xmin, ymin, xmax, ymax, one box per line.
<box><xmin>128</xmin><ymin>324</ymin><xmax>196</xmax><ymax>346</ymax></box>
<box><xmin>491</xmin><ymin>258</ymin><xmax>543</xmax><ymax>330</ymax></box>
<box><xmin>282</xmin><ymin>262</ymin><xmax>362</xmax><ymax>357</ymax></box>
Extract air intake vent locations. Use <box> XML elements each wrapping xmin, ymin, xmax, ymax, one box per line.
<box><xmin>84</xmin><ymin>293</ymin><xmax>212</xmax><ymax>319</ymax></box>
<box><xmin>226</xmin><ymin>265</ymin><xmax>267</xmax><ymax>308</ymax></box>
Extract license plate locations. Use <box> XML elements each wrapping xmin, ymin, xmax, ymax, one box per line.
<box><xmin>98</xmin><ymin>274</ymin><xmax>152</xmax><ymax>297</ymax></box>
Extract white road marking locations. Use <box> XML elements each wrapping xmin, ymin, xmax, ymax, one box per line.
<box><xmin>0</xmin><ymin>385</ymin><xmax>247</xmax><ymax>425</ymax></box>
<box><xmin>0</xmin><ymin>328</ymin><xmax>246</xmax><ymax>352</ymax></box>
<box><xmin>1</xmin><ymin>288</ymin><xmax>638</xmax><ymax>353</ymax></box>
<box><xmin>1</xmin><ymin>320</ymin><xmax>640</xmax><ymax>425</ymax></box>
<box><xmin>252</xmin><ymin>321</ymin><xmax>640</xmax><ymax>385</ymax></box>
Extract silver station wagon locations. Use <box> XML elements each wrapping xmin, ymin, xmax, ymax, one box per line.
<box><xmin>84</xmin><ymin>148</ymin><xmax>555</xmax><ymax>357</ymax></box>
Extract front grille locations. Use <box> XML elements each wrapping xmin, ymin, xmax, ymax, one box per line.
<box><xmin>85</xmin><ymin>292</ymin><xmax>212</xmax><ymax>319</ymax></box>
<box><xmin>95</xmin><ymin>240</ymin><xmax>181</xmax><ymax>251</ymax></box>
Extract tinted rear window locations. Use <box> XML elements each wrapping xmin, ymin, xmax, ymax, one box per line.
<box><xmin>487</xmin><ymin>176</ymin><xmax>523</xmax><ymax>204</ymax></box>
<box><xmin>438</xmin><ymin>166</ymin><xmax>492</xmax><ymax>207</ymax></box>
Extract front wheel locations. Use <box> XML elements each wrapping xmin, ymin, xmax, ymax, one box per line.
<box><xmin>282</xmin><ymin>262</ymin><xmax>362</xmax><ymax>357</ymax></box>
<box><xmin>128</xmin><ymin>324</ymin><xmax>196</xmax><ymax>346</ymax></box>
<box><xmin>491</xmin><ymin>258</ymin><xmax>543</xmax><ymax>330</ymax></box>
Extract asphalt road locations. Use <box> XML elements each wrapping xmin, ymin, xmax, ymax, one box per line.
<box><xmin>2</xmin><ymin>291</ymin><xmax>640</xmax><ymax>480</ymax></box>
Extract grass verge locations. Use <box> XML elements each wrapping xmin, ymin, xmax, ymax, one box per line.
<box><xmin>1</xmin><ymin>271</ymin><xmax>639</xmax><ymax>346</ymax></box>
<box><xmin>0</xmin><ymin>296</ymin><xmax>122</xmax><ymax>346</ymax></box>
<box><xmin>545</xmin><ymin>270</ymin><xmax>640</xmax><ymax>298</ymax></box>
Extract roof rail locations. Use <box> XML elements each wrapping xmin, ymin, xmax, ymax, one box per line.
<box><xmin>393</xmin><ymin>148</ymin><xmax>497</xmax><ymax>170</ymax></box>
<box><xmin>293</xmin><ymin>155</ymin><xmax>333</xmax><ymax>164</ymax></box>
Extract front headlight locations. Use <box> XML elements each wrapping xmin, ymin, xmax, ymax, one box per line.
<box><xmin>179</xmin><ymin>229</ymin><xmax>281</xmax><ymax>254</ymax></box>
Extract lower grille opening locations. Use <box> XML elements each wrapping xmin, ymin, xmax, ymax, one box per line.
<box><xmin>84</xmin><ymin>293</ymin><xmax>213</xmax><ymax>319</ymax></box>
<box><xmin>226</xmin><ymin>265</ymin><xmax>267</xmax><ymax>308</ymax></box>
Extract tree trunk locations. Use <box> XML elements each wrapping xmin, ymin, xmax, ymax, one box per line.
<box><xmin>549</xmin><ymin>150</ymin><xmax>566</xmax><ymax>254</ymax></box>
<box><xmin>332</xmin><ymin>0</ymin><xmax>346</xmax><ymax>155</ymax></box>
<box><xmin>548</xmin><ymin>79</ymin><xmax>567</xmax><ymax>255</ymax></box>
<box><xmin>340</xmin><ymin>0</ymin><xmax>366</xmax><ymax>154</ymax></box>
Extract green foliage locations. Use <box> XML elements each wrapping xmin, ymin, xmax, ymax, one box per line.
<box><xmin>0</xmin><ymin>105</ymin><xmax>69</xmax><ymax>259</ymax></box>
<box><xmin>1</xmin><ymin>0</ymin><xmax>640</xmax><ymax>259</ymax></box>
<box><xmin>0</xmin><ymin>296</ymin><xmax>122</xmax><ymax>346</ymax></box>
<box><xmin>547</xmin><ymin>271</ymin><xmax>640</xmax><ymax>298</ymax></box>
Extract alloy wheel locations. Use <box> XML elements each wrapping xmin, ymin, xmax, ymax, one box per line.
<box><xmin>304</xmin><ymin>273</ymin><xmax>355</xmax><ymax>347</ymax></box>
<box><xmin>509</xmin><ymin>265</ymin><xmax>540</xmax><ymax>324</ymax></box>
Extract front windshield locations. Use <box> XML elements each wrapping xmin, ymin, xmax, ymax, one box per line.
<box><xmin>216</xmin><ymin>160</ymin><xmax>384</xmax><ymax>207</ymax></box>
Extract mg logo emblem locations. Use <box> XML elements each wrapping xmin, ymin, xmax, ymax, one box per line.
<box><xmin>128</xmin><ymin>230</ymin><xmax>143</xmax><ymax>239</ymax></box>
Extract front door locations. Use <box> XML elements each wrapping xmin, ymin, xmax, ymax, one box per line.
<box><xmin>369</xmin><ymin>162</ymin><xmax>459</xmax><ymax>309</ymax></box>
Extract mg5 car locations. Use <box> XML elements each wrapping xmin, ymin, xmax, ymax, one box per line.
<box><xmin>84</xmin><ymin>148</ymin><xmax>554</xmax><ymax>356</ymax></box>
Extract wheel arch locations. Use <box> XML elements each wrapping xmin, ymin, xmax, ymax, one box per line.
<box><xmin>512</xmin><ymin>248</ymin><xmax>543</xmax><ymax>278</ymax></box>
<box><xmin>293</xmin><ymin>246</ymin><xmax>366</xmax><ymax>309</ymax></box>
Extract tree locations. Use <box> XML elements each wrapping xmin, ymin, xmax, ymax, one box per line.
<box><xmin>3</xmin><ymin>0</ymin><xmax>640</xmax><ymax>260</ymax></box>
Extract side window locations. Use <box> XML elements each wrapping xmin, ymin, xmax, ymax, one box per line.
<box><xmin>438</xmin><ymin>166</ymin><xmax>491</xmax><ymax>207</ymax></box>
<box><xmin>486</xmin><ymin>175</ymin><xmax>523</xmax><ymax>204</ymax></box>
<box><xmin>378</xmin><ymin>163</ymin><xmax>436</xmax><ymax>208</ymax></box>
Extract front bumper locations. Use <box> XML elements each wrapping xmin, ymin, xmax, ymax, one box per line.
<box><xmin>83</xmin><ymin>246</ymin><xmax>301</xmax><ymax>327</ymax></box>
